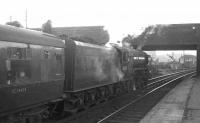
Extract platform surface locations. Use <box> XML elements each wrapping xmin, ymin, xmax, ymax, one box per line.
<box><xmin>140</xmin><ymin>76</ymin><xmax>200</xmax><ymax>123</ymax></box>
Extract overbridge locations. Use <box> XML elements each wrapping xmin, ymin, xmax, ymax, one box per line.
<box><xmin>132</xmin><ymin>23</ymin><xmax>200</xmax><ymax>74</ymax></box>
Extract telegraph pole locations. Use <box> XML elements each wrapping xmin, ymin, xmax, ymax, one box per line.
<box><xmin>25</xmin><ymin>9</ymin><xmax>27</xmax><ymax>29</ymax></box>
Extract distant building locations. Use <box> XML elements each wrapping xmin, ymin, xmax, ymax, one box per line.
<box><xmin>32</xmin><ymin>26</ymin><xmax>109</xmax><ymax>45</ymax></box>
<box><xmin>179</xmin><ymin>55</ymin><xmax>196</xmax><ymax>68</ymax></box>
<box><xmin>168</xmin><ymin>61</ymin><xmax>181</xmax><ymax>70</ymax></box>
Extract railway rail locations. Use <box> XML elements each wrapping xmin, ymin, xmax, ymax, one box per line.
<box><xmin>46</xmin><ymin>69</ymin><xmax>196</xmax><ymax>123</ymax></box>
<box><xmin>97</xmin><ymin>70</ymin><xmax>196</xmax><ymax>123</ymax></box>
<box><xmin>148</xmin><ymin>69</ymin><xmax>195</xmax><ymax>82</ymax></box>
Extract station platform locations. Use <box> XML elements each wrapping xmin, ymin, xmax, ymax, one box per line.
<box><xmin>140</xmin><ymin>76</ymin><xmax>200</xmax><ymax>123</ymax></box>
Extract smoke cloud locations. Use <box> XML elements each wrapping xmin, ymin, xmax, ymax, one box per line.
<box><xmin>93</xmin><ymin>47</ymin><xmax>124</xmax><ymax>83</ymax></box>
<box><xmin>136</xmin><ymin>24</ymin><xmax>168</xmax><ymax>50</ymax></box>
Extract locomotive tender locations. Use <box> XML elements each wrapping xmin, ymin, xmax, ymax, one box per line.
<box><xmin>0</xmin><ymin>25</ymin><xmax>149</xmax><ymax>122</ymax></box>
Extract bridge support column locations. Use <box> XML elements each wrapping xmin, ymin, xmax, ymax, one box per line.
<box><xmin>197</xmin><ymin>45</ymin><xmax>200</xmax><ymax>76</ymax></box>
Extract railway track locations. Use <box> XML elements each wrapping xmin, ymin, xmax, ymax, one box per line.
<box><xmin>97</xmin><ymin>70</ymin><xmax>196</xmax><ymax>123</ymax></box>
<box><xmin>46</xmin><ymin>69</ymin><xmax>196</xmax><ymax>123</ymax></box>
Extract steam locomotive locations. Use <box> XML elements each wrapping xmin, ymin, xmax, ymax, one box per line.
<box><xmin>0</xmin><ymin>25</ymin><xmax>149</xmax><ymax>122</ymax></box>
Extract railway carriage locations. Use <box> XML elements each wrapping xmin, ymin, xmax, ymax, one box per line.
<box><xmin>0</xmin><ymin>25</ymin><xmax>65</xmax><ymax>121</ymax></box>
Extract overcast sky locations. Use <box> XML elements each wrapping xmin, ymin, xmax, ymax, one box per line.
<box><xmin>1</xmin><ymin>0</ymin><xmax>199</xmax><ymax>55</ymax></box>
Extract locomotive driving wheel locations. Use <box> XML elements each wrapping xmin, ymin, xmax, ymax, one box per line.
<box><xmin>114</xmin><ymin>83</ymin><xmax>122</xmax><ymax>96</ymax></box>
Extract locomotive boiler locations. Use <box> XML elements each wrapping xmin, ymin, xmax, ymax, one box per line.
<box><xmin>0</xmin><ymin>24</ymin><xmax>149</xmax><ymax>122</ymax></box>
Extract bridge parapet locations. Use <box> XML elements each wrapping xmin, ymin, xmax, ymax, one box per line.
<box><xmin>132</xmin><ymin>23</ymin><xmax>200</xmax><ymax>50</ymax></box>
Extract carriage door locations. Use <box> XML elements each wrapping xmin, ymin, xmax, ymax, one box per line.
<box><xmin>41</xmin><ymin>48</ymin><xmax>50</xmax><ymax>81</ymax></box>
<box><xmin>6</xmin><ymin>43</ymin><xmax>31</xmax><ymax>85</ymax></box>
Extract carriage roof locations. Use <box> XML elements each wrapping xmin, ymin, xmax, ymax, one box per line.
<box><xmin>0</xmin><ymin>24</ymin><xmax>64</xmax><ymax>47</ymax></box>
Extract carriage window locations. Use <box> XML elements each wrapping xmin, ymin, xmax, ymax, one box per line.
<box><xmin>6</xmin><ymin>45</ymin><xmax>31</xmax><ymax>85</ymax></box>
<box><xmin>7</xmin><ymin>47</ymin><xmax>31</xmax><ymax>60</ymax></box>
<box><xmin>7</xmin><ymin>60</ymin><xmax>31</xmax><ymax>85</ymax></box>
